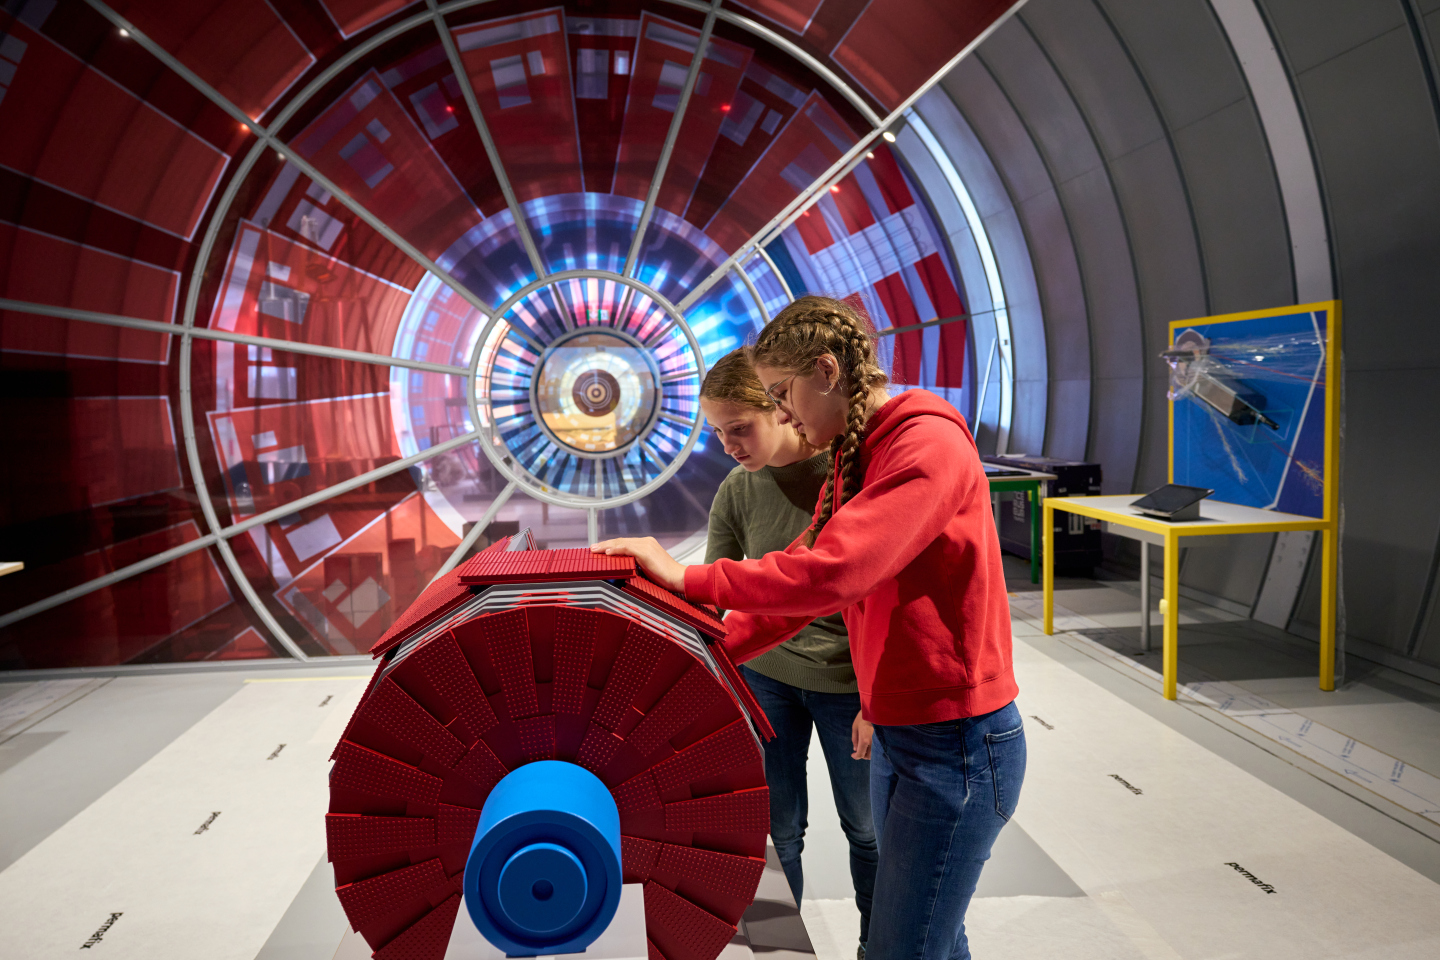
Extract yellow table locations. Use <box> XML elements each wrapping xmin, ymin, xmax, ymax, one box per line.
<box><xmin>1042</xmin><ymin>496</ymin><xmax>1337</xmax><ymax>699</ymax></box>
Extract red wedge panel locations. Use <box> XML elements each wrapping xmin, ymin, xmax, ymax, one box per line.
<box><xmin>337</xmin><ymin>858</ymin><xmax>450</xmax><ymax>930</ymax></box>
<box><xmin>622</xmin><ymin>835</ymin><xmax>662</xmax><ymax>883</ymax></box>
<box><xmin>406</xmin><ymin>634</ymin><xmax>498</xmax><ymax>739</ymax></box>
<box><xmin>552</xmin><ymin>607</ymin><xmax>598</xmax><ymax>715</ymax></box>
<box><xmin>663</xmin><ymin>788</ymin><xmax>771</xmax><ymax>834</ymax></box>
<box><xmin>325</xmin><ymin>814</ymin><xmax>437</xmax><ymax>861</ymax></box>
<box><xmin>481</xmin><ymin>610</ymin><xmax>539</xmax><ymax>720</ymax></box>
<box><xmin>452</xmin><ymin>739</ymin><xmax>508</xmax><ymax>795</ymax></box>
<box><xmin>591</xmin><ymin>623</ymin><xmax>669</xmax><ymax>732</ymax></box>
<box><xmin>332</xmin><ymin>742</ymin><xmax>443</xmax><ymax>806</ymax></box>
<box><xmin>576</xmin><ymin>724</ymin><xmax>625</xmax><ymax>774</ymax></box>
<box><xmin>707</xmin><ymin>643</ymin><xmax>775</xmax><ymax>741</ymax></box>
<box><xmin>613</xmin><ymin>772</ymin><xmax>663</xmax><ymax>816</ymax></box>
<box><xmin>620</xmin><ymin>577</ymin><xmax>726</xmax><ymax>639</ymax></box>
<box><xmin>643</xmin><ymin>881</ymin><xmax>737</xmax><ymax>960</ymax></box>
<box><xmin>364</xmin><ymin>679</ymin><xmax>467</xmax><ymax>769</ymax></box>
<box><xmin>513</xmin><ymin>715</ymin><xmax>557</xmax><ymax>763</ymax></box>
<box><xmin>437</xmin><ymin>804</ymin><xmax>482</xmax><ymax>845</ymax></box>
<box><xmin>457</xmin><ymin>547</ymin><xmax>635</xmax><ymax>585</ymax></box>
<box><xmin>654</xmin><ymin>845</ymin><xmax>767</xmax><ymax>911</ymax></box>
<box><xmin>372</xmin><ymin>568</ymin><xmax>472</xmax><ymax>657</ymax></box>
<box><xmin>627</xmin><ymin>665</ymin><xmax>725</xmax><ymax>757</ymax></box>
<box><xmin>650</xmin><ymin>721</ymin><xmax>760</xmax><ymax>795</ymax></box>
<box><xmin>374</xmin><ymin>892</ymin><xmax>464</xmax><ymax>960</ymax></box>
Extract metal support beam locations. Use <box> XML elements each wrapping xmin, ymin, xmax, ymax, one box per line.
<box><xmin>753</xmin><ymin>245</ymin><xmax>794</xmax><ymax>303</ymax></box>
<box><xmin>431</xmin><ymin>480</ymin><xmax>518</xmax><ymax>582</ymax></box>
<box><xmin>676</xmin><ymin>0</ymin><xmax>1030</xmax><ymax>313</ymax></box>
<box><xmin>733</xmin><ymin>259</ymin><xmax>771</xmax><ymax>328</ymax></box>
<box><xmin>0</xmin><ymin>299</ymin><xmax>471</xmax><ymax>378</ymax></box>
<box><xmin>623</xmin><ymin>0</ymin><xmax>722</xmax><ymax>279</ymax></box>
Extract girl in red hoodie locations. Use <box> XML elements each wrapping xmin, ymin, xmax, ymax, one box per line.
<box><xmin>593</xmin><ymin>295</ymin><xmax>1025</xmax><ymax>960</ymax></box>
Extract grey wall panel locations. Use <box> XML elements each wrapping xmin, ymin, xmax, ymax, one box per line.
<box><xmin>1274</xmin><ymin>19</ymin><xmax>1440</xmax><ymax>653</ymax></box>
<box><xmin>1020</xmin><ymin>0</ymin><xmax>1167</xmax><ymax>162</ymax></box>
<box><xmin>1259</xmin><ymin>1</ymin><xmax>1408</xmax><ymax>73</ymax></box>
<box><xmin>1088</xmin><ymin>375</ymin><xmax>1145</xmax><ymax>494</ymax></box>
<box><xmin>938</xmin><ymin>62</ymin><xmax>1055</xmax><ymax>208</ymax></box>
<box><xmin>1181</xmin><ymin>533</ymin><xmax>1276</xmax><ymax>609</ymax></box>
<box><xmin>1170</xmin><ymin>99</ymin><xmax>1294</xmax><ymax>312</ymax></box>
<box><xmin>1017</xmin><ymin>186</ymin><xmax>1091</xmax><ymax>458</ymax></box>
<box><xmin>1292</xmin><ymin>369</ymin><xmax>1440</xmax><ymax>655</ymax></box>
<box><xmin>1098</xmin><ymin>0</ymin><xmax>1252</xmax><ymax>129</ymax></box>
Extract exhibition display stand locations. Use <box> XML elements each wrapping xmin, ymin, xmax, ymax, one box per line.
<box><xmin>1040</xmin><ymin>301</ymin><xmax>1342</xmax><ymax>700</ymax></box>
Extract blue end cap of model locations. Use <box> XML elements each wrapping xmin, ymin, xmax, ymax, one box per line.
<box><xmin>463</xmin><ymin>760</ymin><xmax>622</xmax><ymax>956</ymax></box>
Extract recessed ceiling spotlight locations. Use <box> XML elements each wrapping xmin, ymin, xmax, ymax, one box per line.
<box><xmin>882</xmin><ymin>131</ymin><xmax>896</xmax><ymax>143</ymax></box>
<box><xmin>866</xmin><ymin>152</ymin><xmax>875</xmax><ymax>159</ymax></box>
<box><xmin>118</xmin><ymin>28</ymin><xmax>129</xmax><ymax>38</ymax></box>
<box><xmin>830</xmin><ymin>185</ymin><xmax>840</xmax><ymax>193</ymax></box>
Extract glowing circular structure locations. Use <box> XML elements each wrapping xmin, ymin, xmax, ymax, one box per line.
<box><xmin>468</xmin><ymin>271</ymin><xmax>708</xmax><ymax>509</ymax></box>
<box><xmin>533</xmin><ymin>331</ymin><xmax>657</xmax><ymax>456</ymax></box>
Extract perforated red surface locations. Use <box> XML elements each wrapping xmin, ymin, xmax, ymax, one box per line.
<box><xmin>327</xmin><ymin>557</ymin><xmax>771</xmax><ymax>960</ymax></box>
<box><xmin>371</xmin><ymin>568</ymin><xmax>474</xmax><ymax>658</ymax></box>
<box><xmin>456</xmin><ymin>547</ymin><xmax>636</xmax><ymax>585</ymax></box>
<box><xmin>619</xmin><ymin>576</ymin><xmax>727</xmax><ymax>640</ymax></box>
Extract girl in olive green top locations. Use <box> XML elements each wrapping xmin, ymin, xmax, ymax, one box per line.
<box><xmin>701</xmin><ymin>349</ymin><xmax>876</xmax><ymax>959</ymax></box>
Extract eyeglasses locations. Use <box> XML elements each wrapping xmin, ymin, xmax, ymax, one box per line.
<box><xmin>763</xmin><ymin>372</ymin><xmax>797</xmax><ymax>409</ymax></box>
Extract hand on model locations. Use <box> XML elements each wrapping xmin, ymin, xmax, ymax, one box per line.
<box><xmin>851</xmin><ymin>710</ymin><xmax>873</xmax><ymax>760</ymax></box>
<box><xmin>590</xmin><ymin>537</ymin><xmax>687</xmax><ymax>593</ymax></box>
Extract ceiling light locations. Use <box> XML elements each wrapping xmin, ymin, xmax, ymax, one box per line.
<box><xmin>866</xmin><ymin>152</ymin><xmax>875</xmax><ymax>159</ymax></box>
<box><xmin>118</xmin><ymin>28</ymin><xmax>129</xmax><ymax>38</ymax></box>
<box><xmin>882</xmin><ymin>131</ymin><xmax>896</xmax><ymax>143</ymax></box>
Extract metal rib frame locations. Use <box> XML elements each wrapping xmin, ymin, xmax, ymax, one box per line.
<box><xmin>622</xmin><ymin>0</ymin><xmax>722</xmax><ymax>280</ymax></box>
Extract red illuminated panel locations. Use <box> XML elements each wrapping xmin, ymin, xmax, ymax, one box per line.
<box><xmin>453</xmin><ymin>11</ymin><xmax>583</xmax><ymax>199</ymax></box>
<box><xmin>832</xmin><ymin>0</ymin><xmax>1016</xmax><ymax>111</ymax></box>
<box><xmin>570</xmin><ymin>18</ymin><xmax>639</xmax><ymax>194</ymax></box>
<box><xmin>207</xmin><ymin>392</ymin><xmax>401</xmax><ymax>522</ymax></box>
<box><xmin>293</xmin><ymin>73</ymin><xmax>484</xmax><ymax>264</ymax></box>
<box><xmin>614</xmin><ymin>15</ymin><xmax>752</xmax><ymax>217</ymax></box>
<box><xmin>0</xmin><ymin>21</ymin><xmax>226</xmax><ymax>238</ymax></box>
<box><xmin>206</xmin><ymin>223</ymin><xmax>412</xmax><ymax>358</ymax></box>
<box><xmin>376</xmin><ymin>38</ymin><xmax>508</xmax><ymax>217</ymax></box>
<box><xmin>275</xmin><ymin>493</ymin><xmax>460</xmax><ymax>654</ymax></box>
<box><xmin>828</xmin><ymin>173</ymin><xmax>874</xmax><ymax>235</ymax></box>
<box><xmin>727</xmin><ymin>0</ymin><xmax>823</xmax><ymax>35</ymax></box>
<box><xmin>0</xmin><ymin>522</ymin><xmax>231</xmax><ymax>668</ymax></box>
<box><xmin>874</xmin><ymin>272</ymin><xmax>921</xmax><ymax>385</ymax></box>
<box><xmin>320</xmin><ymin>0</ymin><xmax>417</xmax><ymax>38</ymax></box>
<box><xmin>913</xmin><ymin>252</ymin><xmax>966</xmax><ymax>388</ymax></box>
<box><xmin>702</xmin><ymin>92</ymin><xmax>857</xmax><ymax>253</ymax></box>
<box><xmin>0</xmin><ymin>224</ymin><xmax>178</xmax><ymax>363</ymax></box>
<box><xmin>107</xmin><ymin>0</ymin><xmax>314</xmax><ymax>119</ymax></box>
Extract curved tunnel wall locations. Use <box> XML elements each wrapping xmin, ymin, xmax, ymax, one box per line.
<box><xmin>916</xmin><ymin>0</ymin><xmax>1440</xmax><ymax>671</ymax></box>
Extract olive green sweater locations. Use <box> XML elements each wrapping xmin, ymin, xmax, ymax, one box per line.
<box><xmin>704</xmin><ymin>455</ymin><xmax>856</xmax><ymax>693</ymax></box>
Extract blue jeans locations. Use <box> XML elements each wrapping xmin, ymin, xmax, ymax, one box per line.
<box><xmin>741</xmin><ymin>666</ymin><xmax>878</xmax><ymax>943</ymax></box>
<box><xmin>868</xmin><ymin>701</ymin><xmax>1025</xmax><ymax>960</ymax></box>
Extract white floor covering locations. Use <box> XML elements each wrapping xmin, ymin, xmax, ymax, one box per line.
<box><xmin>2</xmin><ymin>599</ymin><xmax>1439</xmax><ymax>958</ymax></box>
<box><xmin>0</xmin><ymin>674</ymin><xmax>368</xmax><ymax>959</ymax></box>
<box><xmin>798</xmin><ymin>615</ymin><xmax>1440</xmax><ymax>960</ymax></box>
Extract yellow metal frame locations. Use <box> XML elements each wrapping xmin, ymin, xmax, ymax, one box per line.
<box><xmin>1043</xmin><ymin>300</ymin><xmax>1342</xmax><ymax>700</ymax></box>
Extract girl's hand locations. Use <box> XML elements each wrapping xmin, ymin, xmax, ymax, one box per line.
<box><xmin>590</xmin><ymin>537</ymin><xmax>687</xmax><ymax>593</ymax></box>
<box><xmin>851</xmin><ymin>711</ymin><xmax>873</xmax><ymax>760</ymax></box>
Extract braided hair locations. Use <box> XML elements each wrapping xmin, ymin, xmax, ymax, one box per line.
<box><xmin>748</xmin><ymin>295</ymin><xmax>889</xmax><ymax>546</ymax></box>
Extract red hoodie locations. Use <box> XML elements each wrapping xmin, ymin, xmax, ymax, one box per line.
<box><xmin>683</xmin><ymin>389</ymin><xmax>1017</xmax><ymax>726</ymax></box>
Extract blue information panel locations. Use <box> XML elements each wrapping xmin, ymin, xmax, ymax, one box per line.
<box><xmin>1170</xmin><ymin>305</ymin><xmax>1332</xmax><ymax>519</ymax></box>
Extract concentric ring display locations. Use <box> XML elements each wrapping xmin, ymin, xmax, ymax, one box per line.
<box><xmin>0</xmin><ymin>0</ymin><xmax>990</xmax><ymax>668</ymax></box>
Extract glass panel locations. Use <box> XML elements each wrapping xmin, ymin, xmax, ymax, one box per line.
<box><xmin>190</xmin><ymin>343</ymin><xmax>467</xmax><ymax>523</ymax></box>
<box><xmin>107</xmin><ymin>0</ymin><xmax>317</xmax><ymax>121</ymax></box>
<box><xmin>0</xmin><ymin>538</ymin><xmax>249</xmax><ymax>670</ymax></box>
<box><xmin>762</xmin><ymin>143</ymin><xmax>970</xmax><ymax>408</ymax></box>
<box><xmin>264</xmin><ymin>489</ymin><xmax>462</xmax><ymax>655</ymax></box>
<box><xmin>726</xmin><ymin>0</ymin><xmax>1014</xmax><ymax>112</ymax></box>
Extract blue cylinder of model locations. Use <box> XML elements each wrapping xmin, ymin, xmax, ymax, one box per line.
<box><xmin>463</xmin><ymin>761</ymin><xmax>622</xmax><ymax>956</ymax></box>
